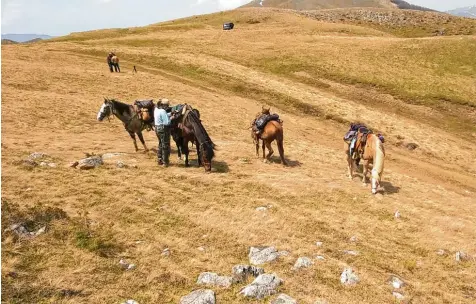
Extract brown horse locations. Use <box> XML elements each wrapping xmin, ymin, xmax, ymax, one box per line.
<box><xmin>345</xmin><ymin>132</ymin><xmax>385</xmax><ymax>194</ymax></box>
<box><xmin>252</xmin><ymin>120</ymin><xmax>287</xmax><ymax>166</ymax></box>
<box><xmin>111</xmin><ymin>56</ymin><xmax>120</xmax><ymax>72</ymax></box>
<box><xmin>172</xmin><ymin>106</ymin><xmax>215</xmax><ymax>171</ymax></box>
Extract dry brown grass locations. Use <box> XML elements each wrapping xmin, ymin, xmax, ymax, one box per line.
<box><xmin>2</xmin><ymin>7</ymin><xmax>476</xmax><ymax>304</ymax></box>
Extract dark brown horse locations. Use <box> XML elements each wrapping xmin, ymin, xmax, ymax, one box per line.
<box><xmin>172</xmin><ymin>106</ymin><xmax>215</xmax><ymax>171</ymax></box>
<box><xmin>252</xmin><ymin>120</ymin><xmax>287</xmax><ymax>166</ymax></box>
<box><xmin>97</xmin><ymin>98</ymin><xmax>153</xmax><ymax>152</ymax></box>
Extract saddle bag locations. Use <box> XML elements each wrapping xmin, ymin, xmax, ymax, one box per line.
<box><xmin>255</xmin><ymin>114</ymin><xmax>280</xmax><ymax>130</ymax></box>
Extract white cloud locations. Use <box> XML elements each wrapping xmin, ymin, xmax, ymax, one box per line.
<box><xmin>1</xmin><ymin>0</ymin><xmax>25</xmax><ymax>27</ymax></box>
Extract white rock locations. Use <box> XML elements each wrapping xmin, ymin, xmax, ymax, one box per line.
<box><xmin>116</xmin><ymin>161</ymin><xmax>126</xmax><ymax>168</ymax></box>
<box><xmin>232</xmin><ymin>265</ymin><xmax>264</xmax><ymax>283</ymax></box>
<box><xmin>271</xmin><ymin>293</ymin><xmax>297</xmax><ymax>304</ymax></box>
<box><xmin>349</xmin><ymin>236</ymin><xmax>358</xmax><ymax>242</ymax></box>
<box><xmin>389</xmin><ymin>276</ymin><xmax>405</xmax><ymax>289</ymax></box>
<box><xmin>292</xmin><ymin>257</ymin><xmax>313</xmax><ymax>270</ymax></box>
<box><xmin>240</xmin><ymin>273</ymin><xmax>282</xmax><ymax>299</ymax></box>
<box><xmin>392</xmin><ymin>292</ymin><xmax>405</xmax><ymax>300</ymax></box>
<box><xmin>121</xmin><ymin>300</ymin><xmax>139</xmax><ymax>304</ymax></box>
<box><xmin>455</xmin><ymin>251</ymin><xmax>469</xmax><ymax>262</ymax></box>
<box><xmin>161</xmin><ymin>248</ymin><xmax>170</xmax><ymax>256</ymax></box>
<box><xmin>256</xmin><ymin>206</ymin><xmax>268</xmax><ymax>211</ymax></box>
<box><xmin>340</xmin><ymin>267</ymin><xmax>359</xmax><ymax>285</ymax></box>
<box><xmin>316</xmin><ymin>241</ymin><xmax>323</xmax><ymax>247</ymax></box>
<box><xmin>180</xmin><ymin>289</ymin><xmax>215</xmax><ymax>304</ymax></box>
<box><xmin>47</xmin><ymin>162</ymin><xmax>57</xmax><ymax>168</ymax></box>
<box><xmin>249</xmin><ymin>246</ymin><xmax>281</xmax><ymax>265</ymax></box>
<box><xmin>78</xmin><ymin>156</ymin><xmax>103</xmax><ymax>170</ymax></box>
<box><xmin>35</xmin><ymin>226</ymin><xmax>46</xmax><ymax>236</ymax></box>
<box><xmin>28</xmin><ymin>152</ymin><xmax>48</xmax><ymax>160</ymax></box>
<box><xmin>394</xmin><ymin>211</ymin><xmax>401</xmax><ymax>218</ymax></box>
<box><xmin>343</xmin><ymin>250</ymin><xmax>359</xmax><ymax>256</ymax></box>
<box><xmin>436</xmin><ymin>249</ymin><xmax>446</xmax><ymax>256</ymax></box>
<box><xmin>196</xmin><ymin>272</ymin><xmax>233</xmax><ymax>288</ymax></box>
<box><xmin>198</xmin><ymin>246</ymin><xmax>206</xmax><ymax>252</ymax></box>
<box><xmin>315</xmin><ymin>255</ymin><xmax>325</xmax><ymax>261</ymax></box>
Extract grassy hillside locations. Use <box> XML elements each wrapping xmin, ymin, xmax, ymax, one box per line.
<box><xmin>2</xmin><ymin>6</ymin><xmax>476</xmax><ymax>304</ymax></box>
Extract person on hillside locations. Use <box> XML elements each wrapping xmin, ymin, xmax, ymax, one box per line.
<box><xmin>154</xmin><ymin>99</ymin><xmax>172</xmax><ymax>167</ymax></box>
<box><xmin>107</xmin><ymin>52</ymin><xmax>114</xmax><ymax>72</ymax></box>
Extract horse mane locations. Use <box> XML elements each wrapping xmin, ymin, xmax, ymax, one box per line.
<box><xmin>185</xmin><ymin>110</ymin><xmax>215</xmax><ymax>159</ymax></box>
<box><xmin>109</xmin><ymin>99</ymin><xmax>131</xmax><ymax>116</ymax></box>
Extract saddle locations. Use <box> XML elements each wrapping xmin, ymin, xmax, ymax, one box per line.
<box><xmin>133</xmin><ymin>99</ymin><xmax>155</xmax><ymax>128</ymax></box>
<box><xmin>255</xmin><ymin>114</ymin><xmax>280</xmax><ymax>130</ymax></box>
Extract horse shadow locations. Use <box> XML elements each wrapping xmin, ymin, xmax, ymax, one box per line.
<box><xmin>212</xmin><ymin>160</ymin><xmax>229</xmax><ymax>173</ymax></box>
<box><xmin>267</xmin><ymin>156</ymin><xmax>302</xmax><ymax>168</ymax></box>
<box><xmin>380</xmin><ymin>181</ymin><xmax>401</xmax><ymax>195</ymax></box>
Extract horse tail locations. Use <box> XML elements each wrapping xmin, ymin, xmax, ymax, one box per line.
<box><xmin>371</xmin><ymin>135</ymin><xmax>385</xmax><ymax>192</ymax></box>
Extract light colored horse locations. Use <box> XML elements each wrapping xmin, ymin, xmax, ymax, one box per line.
<box><xmin>111</xmin><ymin>56</ymin><xmax>120</xmax><ymax>72</ymax></box>
<box><xmin>345</xmin><ymin>133</ymin><xmax>385</xmax><ymax>194</ymax></box>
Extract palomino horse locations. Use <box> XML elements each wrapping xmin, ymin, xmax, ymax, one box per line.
<box><xmin>345</xmin><ymin>132</ymin><xmax>385</xmax><ymax>194</ymax></box>
<box><xmin>111</xmin><ymin>56</ymin><xmax>120</xmax><ymax>72</ymax></box>
<box><xmin>97</xmin><ymin>98</ymin><xmax>153</xmax><ymax>152</ymax></box>
<box><xmin>252</xmin><ymin>120</ymin><xmax>287</xmax><ymax>166</ymax></box>
<box><xmin>173</xmin><ymin>106</ymin><xmax>215</xmax><ymax>171</ymax></box>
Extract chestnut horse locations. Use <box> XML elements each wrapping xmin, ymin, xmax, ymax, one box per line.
<box><xmin>252</xmin><ymin>120</ymin><xmax>287</xmax><ymax>166</ymax></box>
<box><xmin>345</xmin><ymin>132</ymin><xmax>385</xmax><ymax>194</ymax></box>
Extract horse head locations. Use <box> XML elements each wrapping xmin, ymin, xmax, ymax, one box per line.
<box><xmin>199</xmin><ymin>141</ymin><xmax>215</xmax><ymax>172</ymax></box>
<box><xmin>97</xmin><ymin>98</ymin><xmax>114</xmax><ymax>121</ymax></box>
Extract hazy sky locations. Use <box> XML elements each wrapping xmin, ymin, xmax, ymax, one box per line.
<box><xmin>2</xmin><ymin>0</ymin><xmax>475</xmax><ymax>36</ymax></box>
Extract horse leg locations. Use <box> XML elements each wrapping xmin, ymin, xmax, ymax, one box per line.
<box><xmin>183</xmin><ymin>139</ymin><xmax>190</xmax><ymax>167</ymax></box>
<box><xmin>255</xmin><ymin>139</ymin><xmax>260</xmax><ymax>158</ymax></box>
<box><xmin>264</xmin><ymin>141</ymin><xmax>274</xmax><ymax>162</ymax></box>
<box><xmin>262</xmin><ymin>141</ymin><xmax>266</xmax><ymax>160</ymax></box>
<box><xmin>137</xmin><ymin>131</ymin><xmax>148</xmax><ymax>152</ymax></box>
<box><xmin>277</xmin><ymin>138</ymin><xmax>287</xmax><ymax>166</ymax></box>
<box><xmin>196</xmin><ymin>139</ymin><xmax>202</xmax><ymax>167</ymax></box>
<box><xmin>128</xmin><ymin>131</ymin><xmax>139</xmax><ymax>152</ymax></box>
<box><xmin>344</xmin><ymin>142</ymin><xmax>353</xmax><ymax>179</ymax></box>
<box><xmin>362</xmin><ymin>159</ymin><xmax>369</xmax><ymax>185</ymax></box>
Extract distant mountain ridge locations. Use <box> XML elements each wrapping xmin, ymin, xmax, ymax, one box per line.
<box><xmin>242</xmin><ymin>0</ymin><xmax>433</xmax><ymax>11</ymax></box>
<box><xmin>1</xmin><ymin>34</ymin><xmax>54</xmax><ymax>43</ymax></box>
<box><xmin>446</xmin><ymin>6</ymin><xmax>476</xmax><ymax>19</ymax></box>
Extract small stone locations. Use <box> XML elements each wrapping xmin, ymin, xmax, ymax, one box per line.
<box><xmin>350</xmin><ymin>235</ymin><xmax>358</xmax><ymax>242</ymax></box>
<box><xmin>26</xmin><ymin>188</ymin><xmax>32</xmax><ymax>191</ymax></box>
<box><xmin>315</xmin><ymin>255</ymin><xmax>325</xmax><ymax>261</ymax></box>
<box><xmin>455</xmin><ymin>251</ymin><xmax>469</xmax><ymax>262</ymax></box>
<box><xmin>35</xmin><ymin>226</ymin><xmax>46</xmax><ymax>236</ymax></box>
<box><xmin>180</xmin><ymin>289</ymin><xmax>215</xmax><ymax>304</ymax></box>
<box><xmin>389</xmin><ymin>276</ymin><xmax>405</xmax><ymax>289</ymax></box>
<box><xmin>249</xmin><ymin>246</ymin><xmax>281</xmax><ymax>265</ymax></box>
<box><xmin>315</xmin><ymin>241</ymin><xmax>323</xmax><ymax>247</ymax></box>
<box><xmin>28</xmin><ymin>152</ymin><xmax>48</xmax><ymax>160</ymax></box>
<box><xmin>116</xmin><ymin>161</ymin><xmax>126</xmax><ymax>168</ymax></box>
<box><xmin>161</xmin><ymin>248</ymin><xmax>170</xmax><ymax>256</ymax></box>
<box><xmin>198</xmin><ymin>246</ymin><xmax>206</xmax><ymax>252</ymax></box>
<box><xmin>119</xmin><ymin>259</ymin><xmax>135</xmax><ymax>271</ymax></box>
<box><xmin>196</xmin><ymin>272</ymin><xmax>233</xmax><ymax>288</ymax></box>
<box><xmin>395</xmin><ymin>210</ymin><xmax>401</xmax><ymax>218</ymax></box>
<box><xmin>340</xmin><ymin>267</ymin><xmax>359</xmax><ymax>285</ymax></box>
<box><xmin>39</xmin><ymin>162</ymin><xmax>48</xmax><ymax>167</ymax></box>
<box><xmin>392</xmin><ymin>292</ymin><xmax>405</xmax><ymax>300</ymax></box>
<box><xmin>47</xmin><ymin>162</ymin><xmax>57</xmax><ymax>168</ymax></box>
<box><xmin>436</xmin><ymin>249</ymin><xmax>446</xmax><ymax>256</ymax></box>
<box><xmin>343</xmin><ymin>250</ymin><xmax>359</xmax><ymax>256</ymax></box>
<box><xmin>405</xmin><ymin>143</ymin><xmax>418</xmax><ymax>150</ymax></box>
<box><xmin>22</xmin><ymin>159</ymin><xmax>38</xmax><ymax>167</ymax></box>
<box><xmin>69</xmin><ymin>161</ymin><xmax>79</xmax><ymax>168</ymax></box>
<box><xmin>256</xmin><ymin>206</ymin><xmax>267</xmax><ymax>211</ymax></box>
<box><xmin>121</xmin><ymin>300</ymin><xmax>139</xmax><ymax>304</ymax></box>
<box><xmin>232</xmin><ymin>264</ymin><xmax>264</xmax><ymax>283</ymax></box>
<box><xmin>127</xmin><ymin>264</ymin><xmax>136</xmax><ymax>270</ymax></box>
<box><xmin>292</xmin><ymin>257</ymin><xmax>313</xmax><ymax>270</ymax></box>
<box><xmin>271</xmin><ymin>293</ymin><xmax>297</xmax><ymax>304</ymax></box>
<box><xmin>78</xmin><ymin>156</ymin><xmax>103</xmax><ymax>170</ymax></box>
<box><xmin>240</xmin><ymin>273</ymin><xmax>282</xmax><ymax>299</ymax></box>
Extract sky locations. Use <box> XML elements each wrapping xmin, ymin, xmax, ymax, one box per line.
<box><xmin>2</xmin><ymin>0</ymin><xmax>476</xmax><ymax>36</ymax></box>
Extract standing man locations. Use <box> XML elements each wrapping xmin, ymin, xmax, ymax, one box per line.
<box><xmin>107</xmin><ymin>52</ymin><xmax>114</xmax><ymax>72</ymax></box>
<box><xmin>154</xmin><ymin>98</ymin><xmax>172</xmax><ymax>167</ymax></box>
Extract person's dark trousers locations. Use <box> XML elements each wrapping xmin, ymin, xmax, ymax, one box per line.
<box><xmin>108</xmin><ymin>62</ymin><xmax>113</xmax><ymax>72</ymax></box>
<box><xmin>155</xmin><ymin>125</ymin><xmax>171</xmax><ymax>166</ymax></box>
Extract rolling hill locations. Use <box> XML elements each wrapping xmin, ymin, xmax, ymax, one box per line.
<box><xmin>1</xmin><ymin>33</ymin><xmax>53</xmax><ymax>43</ymax></box>
<box><xmin>2</xmin><ymin>6</ymin><xmax>476</xmax><ymax>304</ymax></box>
<box><xmin>447</xmin><ymin>5</ymin><xmax>476</xmax><ymax>19</ymax></box>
